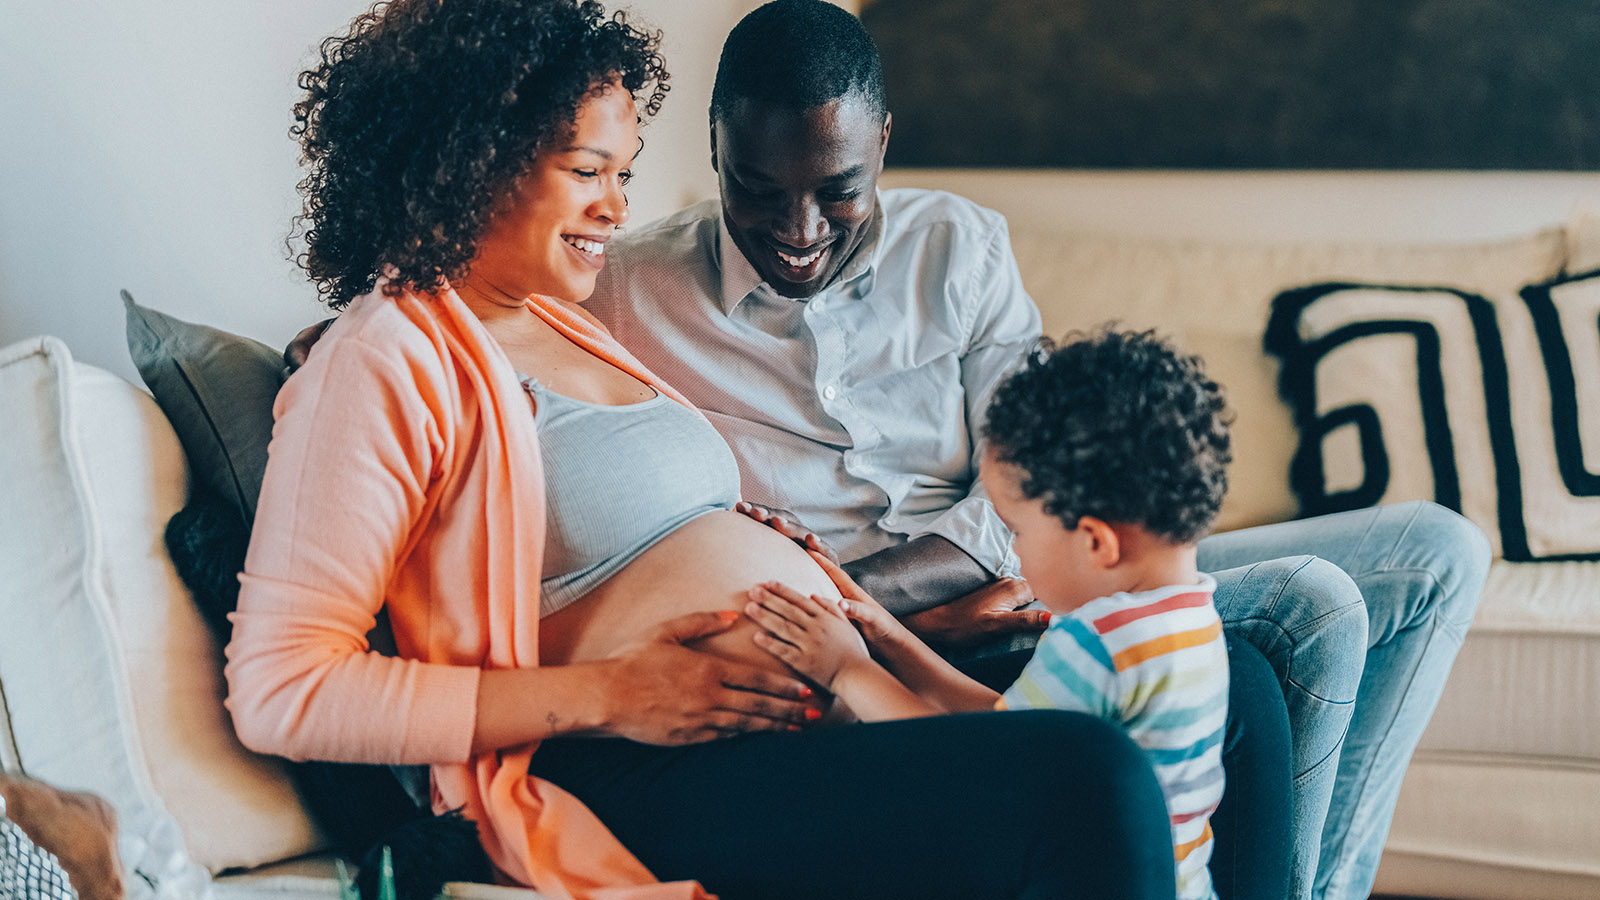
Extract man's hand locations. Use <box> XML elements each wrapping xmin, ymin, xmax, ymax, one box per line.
<box><xmin>283</xmin><ymin>317</ymin><xmax>335</xmax><ymax>372</ymax></box>
<box><xmin>603</xmin><ymin>610</ymin><xmax>820</xmax><ymax>745</ymax></box>
<box><xmin>734</xmin><ymin>501</ymin><xmax>839</xmax><ymax>564</ymax></box>
<box><xmin>744</xmin><ymin>580</ymin><xmax>870</xmax><ymax>689</ymax></box>
<box><xmin>900</xmin><ymin>577</ymin><xmax>1049</xmax><ymax>652</ymax></box>
<box><xmin>0</xmin><ymin>774</ymin><xmax>125</xmax><ymax>900</ymax></box>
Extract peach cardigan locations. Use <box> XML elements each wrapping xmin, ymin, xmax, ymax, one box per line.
<box><xmin>226</xmin><ymin>285</ymin><xmax>712</xmax><ymax>899</ymax></box>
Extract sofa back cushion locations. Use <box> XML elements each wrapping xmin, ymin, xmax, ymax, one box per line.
<box><xmin>0</xmin><ymin>337</ymin><xmax>326</xmax><ymax>876</ymax></box>
<box><xmin>1005</xmin><ymin>226</ymin><xmax>1568</xmax><ymax>532</ymax></box>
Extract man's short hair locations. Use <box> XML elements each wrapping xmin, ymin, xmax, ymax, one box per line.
<box><xmin>984</xmin><ymin>327</ymin><xmax>1233</xmax><ymax>544</ymax></box>
<box><xmin>710</xmin><ymin>0</ymin><xmax>887</xmax><ymax>123</ymax></box>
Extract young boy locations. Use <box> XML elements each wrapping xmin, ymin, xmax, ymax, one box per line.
<box><xmin>745</xmin><ymin>327</ymin><xmax>1233</xmax><ymax>900</ymax></box>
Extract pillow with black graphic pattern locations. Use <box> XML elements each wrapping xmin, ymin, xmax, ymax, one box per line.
<box><xmin>1264</xmin><ymin>270</ymin><xmax>1600</xmax><ymax>561</ymax></box>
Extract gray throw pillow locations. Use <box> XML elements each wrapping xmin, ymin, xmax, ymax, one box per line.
<box><xmin>122</xmin><ymin>290</ymin><xmax>286</xmax><ymax>524</ymax></box>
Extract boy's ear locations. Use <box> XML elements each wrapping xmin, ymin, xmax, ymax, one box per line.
<box><xmin>1078</xmin><ymin>516</ymin><xmax>1121</xmax><ymax>568</ymax></box>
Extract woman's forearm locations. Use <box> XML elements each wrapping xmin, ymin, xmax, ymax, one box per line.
<box><xmin>473</xmin><ymin>663</ymin><xmax>618</xmax><ymax>754</ymax></box>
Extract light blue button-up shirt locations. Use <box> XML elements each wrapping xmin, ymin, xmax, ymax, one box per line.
<box><xmin>586</xmin><ymin>189</ymin><xmax>1041</xmax><ymax>576</ymax></box>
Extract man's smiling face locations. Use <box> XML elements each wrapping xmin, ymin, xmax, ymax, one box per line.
<box><xmin>712</xmin><ymin>94</ymin><xmax>890</xmax><ymax>299</ymax></box>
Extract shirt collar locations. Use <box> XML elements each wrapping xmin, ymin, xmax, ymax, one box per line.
<box><xmin>716</xmin><ymin>193</ymin><xmax>887</xmax><ymax>315</ymax></box>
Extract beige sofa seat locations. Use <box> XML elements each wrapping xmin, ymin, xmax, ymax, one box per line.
<box><xmin>1379</xmin><ymin>560</ymin><xmax>1600</xmax><ymax>900</ymax></box>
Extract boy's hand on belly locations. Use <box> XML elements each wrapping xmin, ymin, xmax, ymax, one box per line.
<box><xmin>806</xmin><ymin>550</ymin><xmax>916</xmax><ymax>651</ymax></box>
<box><xmin>745</xmin><ymin>581</ymin><xmax>870</xmax><ymax>691</ymax></box>
<box><xmin>602</xmin><ymin>609</ymin><xmax>819</xmax><ymax>744</ymax></box>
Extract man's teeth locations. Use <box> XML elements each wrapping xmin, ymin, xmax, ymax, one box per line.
<box><xmin>777</xmin><ymin>248</ymin><xmax>822</xmax><ymax>268</ymax></box>
<box><xmin>564</xmin><ymin>236</ymin><xmax>605</xmax><ymax>255</ymax></box>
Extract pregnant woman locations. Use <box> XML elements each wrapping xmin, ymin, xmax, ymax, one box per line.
<box><xmin>226</xmin><ymin>2</ymin><xmax>1173</xmax><ymax>897</ymax></box>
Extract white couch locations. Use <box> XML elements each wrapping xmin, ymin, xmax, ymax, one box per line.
<box><xmin>3</xmin><ymin>171</ymin><xmax>1598</xmax><ymax>899</ymax></box>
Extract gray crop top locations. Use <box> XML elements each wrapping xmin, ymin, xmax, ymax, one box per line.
<box><xmin>522</xmin><ymin>376</ymin><xmax>741</xmax><ymax>616</ymax></box>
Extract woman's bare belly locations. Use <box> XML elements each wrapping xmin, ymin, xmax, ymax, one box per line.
<box><xmin>538</xmin><ymin>510</ymin><xmax>842</xmax><ymax>680</ymax></box>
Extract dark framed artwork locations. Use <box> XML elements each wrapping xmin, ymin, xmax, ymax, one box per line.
<box><xmin>861</xmin><ymin>0</ymin><xmax>1600</xmax><ymax>168</ymax></box>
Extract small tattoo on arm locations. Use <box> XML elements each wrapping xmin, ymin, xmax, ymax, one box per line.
<box><xmin>546</xmin><ymin>710</ymin><xmax>560</xmax><ymax>734</ymax></box>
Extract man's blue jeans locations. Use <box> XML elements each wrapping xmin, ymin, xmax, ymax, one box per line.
<box><xmin>1200</xmin><ymin>501</ymin><xmax>1490</xmax><ymax>900</ymax></box>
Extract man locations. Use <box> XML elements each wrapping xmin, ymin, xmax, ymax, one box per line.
<box><xmin>590</xmin><ymin>4</ymin><xmax>1043</xmax><ymax>654</ymax></box>
<box><xmin>582</xmin><ymin>3</ymin><xmax>1491</xmax><ymax>899</ymax></box>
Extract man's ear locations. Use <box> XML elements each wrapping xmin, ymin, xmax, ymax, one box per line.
<box><xmin>1079</xmin><ymin>516</ymin><xmax>1121</xmax><ymax>569</ymax></box>
<box><xmin>709</xmin><ymin>119</ymin><xmax>720</xmax><ymax>173</ymax></box>
<box><xmin>877</xmin><ymin>112</ymin><xmax>892</xmax><ymax>172</ymax></box>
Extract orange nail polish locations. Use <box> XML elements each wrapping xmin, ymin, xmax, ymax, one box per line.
<box><xmin>798</xmin><ymin>686</ymin><xmax>814</xmax><ymax>699</ymax></box>
<box><xmin>805</xmin><ymin>708</ymin><xmax>822</xmax><ymax>721</ymax></box>
<box><xmin>717</xmin><ymin>610</ymin><xmax>739</xmax><ymax>624</ymax></box>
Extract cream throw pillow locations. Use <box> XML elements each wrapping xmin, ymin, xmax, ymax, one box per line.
<box><xmin>1264</xmin><ymin>271</ymin><xmax>1600</xmax><ymax>560</ymax></box>
<box><xmin>0</xmin><ymin>337</ymin><xmax>325</xmax><ymax>879</ymax></box>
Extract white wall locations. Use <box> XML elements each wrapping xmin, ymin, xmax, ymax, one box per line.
<box><xmin>0</xmin><ymin>0</ymin><xmax>767</xmax><ymax>382</ymax></box>
<box><xmin>9</xmin><ymin>0</ymin><xmax>1592</xmax><ymax>387</ymax></box>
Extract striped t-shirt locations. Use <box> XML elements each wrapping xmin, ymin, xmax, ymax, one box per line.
<box><xmin>999</xmin><ymin>575</ymin><xmax>1227</xmax><ymax>900</ymax></box>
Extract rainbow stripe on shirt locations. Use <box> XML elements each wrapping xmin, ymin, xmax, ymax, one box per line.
<box><xmin>999</xmin><ymin>575</ymin><xmax>1228</xmax><ymax>900</ymax></box>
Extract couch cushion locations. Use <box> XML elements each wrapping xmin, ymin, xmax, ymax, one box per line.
<box><xmin>1006</xmin><ymin>225</ymin><xmax>1566</xmax><ymax>534</ymax></box>
<box><xmin>1377</xmin><ymin>557</ymin><xmax>1600</xmax><ymax>899</ymax></box>
<box><xmin>1413</xmin><ymin>559</ymin><xmax>1600</xmax><ymax>761</ymax></box>
<box><xmin>1263</xmin><ymin>270</ymin><xmax>1600</xmax><ymax>560</ymax></box>
<box><xmin>0</xmin><ymin>337</ymin><xmax>325</xmax><ymax>878</ymax></box>
<box><xmin>123</xmin><ymin>291</ymin><xmax>287</xmax><ymax>525</ymax></box>
<box><xmin>1377</xmin><ymin>755</ymin><xmax>1600</xmax><ymax>900</ymax></box>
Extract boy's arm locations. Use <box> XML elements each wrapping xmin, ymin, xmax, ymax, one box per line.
<box><xmin>851</xmin><ymin>609</ymin><xmax>1003</xmax><ymax>713</ymax></box>
<box><xmin>829</xmin><ymin>657</ymin><xmax>944</xmax><ymax>721</ymax></box>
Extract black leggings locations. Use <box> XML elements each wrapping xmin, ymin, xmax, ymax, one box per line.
<box><xmin>1210</xmin><ymin>636</ymin><xmax>1293</xmax><ymax>900</ymax></box>
<box><xmin>529</xmin><ymin>710</ymin><xmax>1174</xmax><ymax>900</ymax></box>
<box><xmin>529</xmin><ymin>637</ymin><xmax>1291</xmax><ymax>900</ymax></box>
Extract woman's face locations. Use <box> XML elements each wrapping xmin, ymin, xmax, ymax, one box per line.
<box><xmin>470</xmin><ymin>84</ymin><xmax>638</xmax><ymax>303</ymax></box>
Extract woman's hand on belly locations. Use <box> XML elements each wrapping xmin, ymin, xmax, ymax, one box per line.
<box><xmin>598</xmin><ymin>609</ymin><xmax>819</xmax><ymax>744</ymax></box>
<box><xmin>536</xmin><ymin>511</ymin><xmax>847</xmax><ymax>737</ymax></box>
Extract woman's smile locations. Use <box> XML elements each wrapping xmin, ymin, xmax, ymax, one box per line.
<box><xmin>562</xmin><ymin>232</ymin><xmax>610</xmax><ymax>269</ymax></box>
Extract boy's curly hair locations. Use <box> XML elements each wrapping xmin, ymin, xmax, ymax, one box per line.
<box><xmin>291</xmin><ymin>0</ymin><xmax>669</xmax><ymax>308</ymax></box>
<box><xmin>983</xmin><ymin>327</ymin><xmax>1233</xmax><ymax>543</ymax></box>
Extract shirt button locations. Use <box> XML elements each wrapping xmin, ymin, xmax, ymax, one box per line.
<box><xmin>822</xmin><ymin>384</ymin><xmax>838</xmax><ymax>401</ymax></box>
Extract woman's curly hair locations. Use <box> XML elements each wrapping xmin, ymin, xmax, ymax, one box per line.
<box><xmin>291</xmin><ymin>0</ymin><xmax>669</xmax><ymax>308</ymax></box>
<box><xmin>983</xmin><ymin>327</ymin><xmax>1233</xmax><ymax>543</ymax></box>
